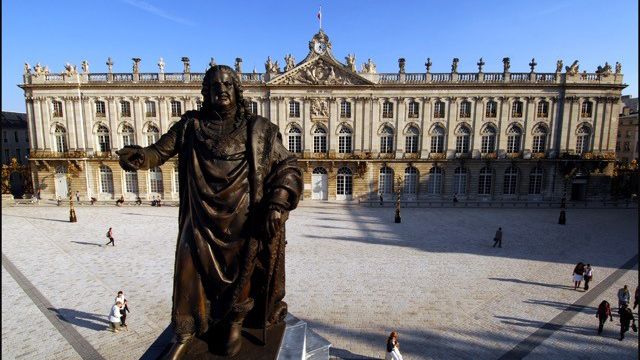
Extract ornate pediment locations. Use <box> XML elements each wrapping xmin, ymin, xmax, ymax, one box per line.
<box><xmin>269</xmin><ymin>57</ymin><xmax>372</xmax><ymax>86</ymax></box>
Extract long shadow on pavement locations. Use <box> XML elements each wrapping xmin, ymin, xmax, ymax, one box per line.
<box><xmin>3</xmin><ymin>214</ymin><xmax>70</xmax><ymax>223</ymax></box>
<box><xmin>48</xmin><ymin>307</ymin><xmax>110</xmax><ymax>331</ymax></box>
<box><xmin>70</xmin><ymin>241</ymin><xmax>104</xmax><ymax>247</ymax></box>
<box><xmin>489</xmin><ymin>278</ymin><xmax>575</xmax><ymax>290</ymax></box>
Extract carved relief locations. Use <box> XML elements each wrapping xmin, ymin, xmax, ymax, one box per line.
<box><xmin>310</xmin><ymin>98</ymin><xmax>329</xmax><ymax>118</ymax></box>
<box><xmin>276</xmin><ymin>59</ymin><xmax>366</xmax><ymax>85</ymax></box>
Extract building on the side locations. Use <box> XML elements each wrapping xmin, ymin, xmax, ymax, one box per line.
<box><xmin>19</xmin><ymin>31</ymin><xmax>626</xmax><ymax>202</ymax></box>
<box><xmin>616</xmin><ymin>95</ymin><xmax>638</xmax><ymax>165</ymax></box>
<box><xmin>1</xmin><ymin>112</ymin><xmax>30</xmax><ymax>165</ymax></box>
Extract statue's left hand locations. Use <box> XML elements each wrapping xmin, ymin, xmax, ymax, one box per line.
<box><xmin>266</xmin><ymin>209</ymin><xmax>283</xmax><ymax>239</ymax></box>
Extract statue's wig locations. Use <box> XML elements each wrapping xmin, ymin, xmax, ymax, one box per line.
<box><xmin>201</xmin><ymin>65</ymin><xmax>253</xmax><ymax>121</ymax></box>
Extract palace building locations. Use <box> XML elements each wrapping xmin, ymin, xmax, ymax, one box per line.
<box><xmin>20</xmin><ymin>31</ymin><xmax>626</xmax><ymax>202</ymax></box>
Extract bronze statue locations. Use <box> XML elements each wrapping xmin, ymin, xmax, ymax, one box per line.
<box><xmin>116</xmin><ymin>65</ymin><xmax>302</xmax><ymax>359</ymax></box>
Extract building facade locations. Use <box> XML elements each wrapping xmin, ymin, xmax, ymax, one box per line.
<box><xmin>2</xmin><ymin>112</ymin><xmax>30</xmax><ymax>165</ymax></box>
<box><xmin>616</xmin><ymin>95</ymin><xmax>638</xmax><ymax>165</ymax></box>
<box><xmin>20</xmin><ymin>31</ymin><xmax>626</xmax><ymax>202</ymax></box>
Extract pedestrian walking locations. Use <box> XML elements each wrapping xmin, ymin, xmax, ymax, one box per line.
<box><xmin>492</xmin><ymin>227</ymin><xmax>503</xmax><ymax>248</ymax></box>
<box><xmin>572</xmin><ymin>262</ymin><xmax>585</xmax><ymax>290</ymax></box>
<box><xmin>596</xmin><ymin>300</ymin><xmax>613</xmax><ymax>335</ymax></box>
<box><xmin>36</xmin><ymin>189</ymin><xmax>41</xmax><ymax>201</ymax></box>
<box><xmin>115</xmin><ymin>291</ymin><xmax>130</xmax><ymax>330</ymax></box>
<box><xmin>108</xmin><ymin>301</ymin><xmax>123</xmax><ymax>332</ymax></box>
<box><xmin>135</xmin><ymin>196</ymin><xmax>142</xmax><ymax>206</ymax></box>
<box><xmin>618</xmin><ymin>285</ymin><xmax>631</xmax><ymax>310</ymax></box>
<box><xmin>105</xmin><ymin>227</ymin><xmax>115</xmax><ymax>246</ymax></box>
<box><xmin>75</xmin><ymin>191</ymin><xmax>80</xmax><ymax>202</ymax></box>
<box><xmin>385</xmin><ymin>331</ymin><xmax>403</xmax><ymax>360</ymax></box>
<box><xmin>379</xmin><ymin>194</ymin><xmax>384</xmax><ymax>206</ymax></box>
<box><xmin>583</xmin><ymin>264</ymin><xmax>593</xmax><ymax>291</ymax></box>
<box><xmin>633</xmin><ymin>286</ymin><xmax>639</xmax><ymax>310</ymax></box>
<box><xmin>618</xmin><ymin>303</ymin><xmax>637</xmax><ymax>341</ymax></box>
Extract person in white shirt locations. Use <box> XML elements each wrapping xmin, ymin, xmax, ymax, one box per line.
<box><xmin>115</xmin><ymin>291</ymin><xmax>130</xmax><ymax>330</ymax></box>
<box><xmin>109</xmin><ymin>301</ymin><xmax>123</xmax><ymax>332</ymax></box>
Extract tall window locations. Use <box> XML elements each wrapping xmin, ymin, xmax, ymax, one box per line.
<box><xmin>338</xmin><ymin>126</ymin><xmax>352</xmax><ymax>154</ymax></box>
<box><xmin>337</xmin><ymin>167</ymin><xmax>353</xmax><ymax>196</ymax></box>
<box><xmin>529</xmin><ymin>167</ymin><xmax>543</xmax><ymax>195</ymax></box>
<box><xmin>427</xmin><ymin>167</ymin><xmax>442</xmax><ymax>194</ymax></box>
<box><xmin>506</xmin><ymin>126</ymin><xmax>522</xmax><ymax>153</ymax></box>
<box><xmin>486</xmin><ymin>101</ymin><xmax>497</xmax><ymax>118</ymax></box>
<box><xmin>380</xmin><ymin>126</ymin><xmax>394</xmax><ymax>153</ymax></box>
<box><xmin>430</xmin><ymin>125</ymin><xmax>445</xmax><ymax>153</ymax></box>
<box><xmin>478</xmin><ymin>167</ymin><xmax>492</xmax><ymax>195</ymax></box>
<box><xmin>400</xmin><ymin>167</ymin><xmax>417</xmax><ymax>195</ymax></box>
<box><xmin>382</xmin><ymin>101</ymin><xmax>394</xmax><ymax>118</ymax></box>
<box><xmin>95</xmin><ymin>101</ymin><xmax>106</xmax><ymax>117</ymax></box>
<box><xmin>120</xmin><ymin>101</ymin><xmax>131</xmax><ymax>117</ymax></box>
<box><xmin>340</xmin><ymin>100</ymin><xmax>351</xmax><ymax>118</ymax></box>
<box><xmin>405</xmin><ymin>126</ymin><xmax>419</xmax><ymax>153</ymax></box>
<box><xmin>378</xmin><ymin>167</ymin><xmax>394</xmax><ymax>195</ymax></box>
<box><xmin>433</xmin><ymin>101</ymin><xmax>445</xmax><ymax>118</ymax></box>
<box><xmin>576</xmin><ymin>125</ymin><xmax>591</xmax><ymax>154</ymax></box>
<box><xmin>408</xmin><ymin>101</ymin><xmax>419</xmax><ymax>118</ymax></box>
<box><xmin>289</xmin><ymin>101</ymin><xmax>300</xmax><ymax>118</ymax></box>
<box><xmin>149</xmin><ymin>167</ymin><xmax>164</xmax><ymax>193</ymax></box>
<box><xmin>196</xmin><ymin>101</ymin><xmax>203</xmax><ymax>111</ymax></box>
<box><xmin>121</xmin><ymin>124</ymin><xmax>134</xmax><ymax>147</ymax></box>
<box><xmin>145</xmin><ymin>101</ymin><xmax>156</xmax><ymax>117</ymax></box>
<box><xmin>455</xmin><ymin>126</ymin><xmax>470</xmax><ymax>153</ymax></box>
<box><xmin>453</xmin><ymin>167</ymin><xmax>467</xmax><ymax>195</ymax></box>
<box><xmin>54</xmin><ymin>125</ymin><xmax>68</xmax><ymax>152</ymax></box>
<box><xmin>146</xmin><ymin>124</ymin><xmax>160</xmax><ymax>146</ymax></box>
<box><xmin>313</xmin><ymin>127</ymin><xmax>327</xmax><ymax>153</ymax></box>
<box><xmin>459</xmin><ymin>101</ymin><xmax>471</xmax><ymax>118</ymax></box>
<box><xmin>481</xmin><ymin>125</ymin><xmax>496</xmax><ymax>153</ymax></box>
<box><xmin>52</xmin><ymin>101</ymin><xmax>63</xmax><ymax>117</ymax></box>
<box><xmin>532</xmin><ymin>124</ymin><xmax>547</xmax><ymax>153</ymax></box>
<box><xmin>96</xmin><ymin>125</ymin><xmax>111</xmax><ymax>152</ymax></box>
<box><xmin>100</xmin><ymin>165</ymin><xmax>114</xmax><ymax>194</ymax></box>
<box><xmin>250</xmin><ymin>101</ymin><xmax>258</xmax><ymax>114</ymax></box>
<box><xmin>511</xmin><ymin>101</ymin><xmax>523</xmax><ymax>118</ymax></box>
<box><xmin>124</xmin><ymin>170</ymin><xmax>139</xmax><ymax>194</ymax></box>
<box><xmin>171</xmin><ymin>101</ymin><xmax>182</xmax><ymax>117</ymax></box>
<box><xmin>581</xmin><ymin>101</ymin><xmax>593</xmax><ymax>118</ymax></box>
<box><xmin>537</xmin><ymin>101</ymin><xmax>549</xmax><ymax>117</ymax></box>
<box><xmin>503</xmin><ymin>166</ymin><xmax>518</xmax><ymax>195</ymax></box>
<box><xmin>173</xmin><ymin>167</ymin><xmax>179</xmax><ymax>193</ymax></box>
<box><xmin>287</xmin><ymin>126</ymin><xmax>302</xmax><ymax>153</ymax></box>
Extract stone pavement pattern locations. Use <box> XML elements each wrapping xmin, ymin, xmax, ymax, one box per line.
<box><xmin>1</xmin><ymin>203</ymin><xmax>637</xmax><ymax>359</ymax></box>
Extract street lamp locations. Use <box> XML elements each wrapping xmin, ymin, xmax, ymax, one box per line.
<box><xmin>395</xmin><ymin>175</ymin><xmax>402</xmax><ymax>223</ymax></box>
<box><xmin>66</xmin><ymin>163</ymin><xmax>80</xmax><ymax>223</ymax></box>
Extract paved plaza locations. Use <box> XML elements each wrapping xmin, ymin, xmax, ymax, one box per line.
<box><xmin>1</xmin><ymin>202</ymin><xmax>638</xmax><ymax>359</ymax></box>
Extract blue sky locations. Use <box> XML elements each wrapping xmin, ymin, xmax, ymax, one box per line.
<box><xmin>2</xmin><ymin>0</ymin><xmax>637</xmax><ymax>112</ymax></box>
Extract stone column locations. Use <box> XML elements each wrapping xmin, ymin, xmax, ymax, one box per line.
<box><xmin>40</xmin><ymin>98</ymin><xmax>52</xmax><ymax>150</ymax></box>
<box><xmin>159</xmin><ymin>97</ymin><xmax>169</xmax><ymax>133</ymax></box>
<box><xmin>371</xmin><ymin>98</ymin><xmax>381</xmax><ymax>152</ymax></box>
<box><xmin>471</xmin><ymin>97</ymin><xmax>482</xmax><ymax>157</ymax></box>
<box><xmin>32</xmin><ymin>98</ymin><xmax>45</xmax><ymax>149</ymax></box>
<box><xmin>606</xmin><ymin>98</ymin><xmax>621</xmax><ymax>151</ymax></box>
<box><xmin>302</xmin><ymin>98</ymin><xmax>312</xmax><ymax>155</ymax></box>
<box><xmin>420</xmin><ymin>97</ymin><xmax>431</xmax><ymax>158</ymax></box>
<box><xmin>25</xmin><ymin>98</ymin><xmax>37</xmax><ymax>149</ymax></box>
<box><xmin>107</xmin><ymin>96</ymin><xmax>118</xmax><ymax>151</ymax></box>
<box><xmin>522</xmin><ymin>97</ymin><xmax>535</xmax><ymax>152</ymax></box>
<box><xmin>548</xmin><ymin>97</ymin><xmax>559</xmax><ymax>153</ymax></box>
<box><xmin>497</xmin><ymin>97</ymin><xmax>509</xmax><ymax>155</ymax></box>
<box><xmin>63</xmin><ymin>98</ymin><xmax>78</xmax><ymax>149</ymax></box>
<box><xmin>395</xmin><ymin>97</ymin><xmax>405</xmax><ymax>156</ymax></box>
<box><xmin>329</xmin><ymin>97</ymin><xmax>339</xmax><ymax>156</ymax></box>
<box><xmin>363</xmin><ymin>97</ymin><xmax>373</xmax><ymax>152</ymax></box>
<box><xmin>82</xmin><ymin>97</ymin><xmax>94</xmax><ymax>151</ymax></box>
<box><xmin>74</xmin><ymin>96</ymin><xmax>87</xmax><ymax>151</ymax></box>
<box><xmin>560</xmin><ymin>97</ymin><xmax>577</xmax><ymax>152</ymax></box>
<box><xmin>444</xmin><ymin>99</ymin><xmax>456</xmax><ymax>158</ymax></box>
<box><xmin>278</xmin><ymin>97</ymin><xmax>287</xmax><ymax>132</ymax></box>
<box><xmin>133</xmin><ymin>97</ymin><xmax>144</xmax><ymax>146</ymax></box>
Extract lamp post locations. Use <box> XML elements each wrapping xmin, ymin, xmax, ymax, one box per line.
<box><xmin>67</xmin><ymin>163</ymin><xmax>80</xmax><ymax>223</ymax></box>
<box><xmin>395</xmin><ymin>175</ymin><xmax>402</xmax><ymax>223</ymax></box>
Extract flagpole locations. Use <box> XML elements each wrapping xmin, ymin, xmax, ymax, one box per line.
<box><xmin>319</xmin><ymin>6</ymin><xmax>322</xmax><ymax>30</ymax></box>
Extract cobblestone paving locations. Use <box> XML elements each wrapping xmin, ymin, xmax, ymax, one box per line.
<box><xmin>1</xmin><ymin>203</ymin><xmax>637</xmax><ymax>359</ymax></box>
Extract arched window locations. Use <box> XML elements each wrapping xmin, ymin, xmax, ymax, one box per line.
<box><xmin>478</xmin><ymin>167</ymin><xmax>492</xmax><ymax>195</ymax></box>
<box><xmin>506</xmin><ymin>126</ymin><xmax>522</xmax><ymax>153</ymax></box>
<box><xmin>576</xmin><ymin>125</ymin><xmax>591</xmax><ymax>154</ymax></box>
<box><xmin>99</xmin><ymin>165</ymin><xmax>114</xmax><ymax>194</ymax></box>
<box><xmin>313</xmin><ymin>126</ymin><xmax>327</xmax><ymax>153</ymax></box>
<box><xmin>537</xmin><ymin>100</ymin><xmax>549</xmax><ymax>118</ymax></box>
<box><xmin>511</xmin><ymin>101</ymin><xmax>523</xmax><ymax>118</ymax></box>
<box><xmin>455</xmin><ymin>125</ymin><xmax>470</xmax><ymax>153</ymax></box>
<box><xmin>54</xmin><ymin>125</ymin><xmax>68</xmax><ymax>153</ymax></box>
<box><xmin>453</xmin><ymin>167</ymin><xmax>467</xmax><ymax>195</ymax></box>
<box><xmin>427</xmin><ymin>167</ymin><xmax>442</xmax><ymax>194</ymax></box>
<box><xmin>405</xmin><ymin>126</ymin><xmax>419</xmax><ymax>153</ymax></box>
<box><xmin>430</xmin><ymin>125</ymin><xmax>445</xmax><ymax>153</ymax></box>
<box><xmin>532</xmin><ymin>124</ymin><xmax>547</xmax><ymax>153</ymax></box>
<box><xmin>481</xmin><ymin>125</ymin><xmax>496</xmax><ymax>153</ymax></box>
<box><xmin>124</xmin><ymin>170</ymin><xmax>139</xmax><ymax>194</ymax></box>
<box><xmin>336</xmin><ymin>167</ymin><xmax>353</xmax><ymax>196</ymax></box>
<box><xmin>287</xmin><ymin>126</ymin><xmax>302</xmax><ymax>153</ymax></box>
<box><xmin>96</xmin><ymin>125</ymin><xmax>111</xmax><ymax>152</ymax></box>
<box><xmin>485</xmin><ymin>100</ymin><xmax>497</xmax><ymax>118</ymax></box>
<box><xmin>338</xmin><ymin>126</ymin><xmax>352</xmax><ymax>153</ymax></box>
<box><xmin>380</xmin><ymin>126</ymin><xmax>394</xmax><ymax>153</ymax></box>
<box><xmin>173</xmin><ymin>167</ymin><xmax>179</xmax><ymax>193</ymax></box>
<box><xmin>529</xmin><ymin>167</ymin><xmax>544</xmax><ymax>195</ymax></box>
<box><xmin>149</xmin><ymin>167</ymin><xmax>164</xmax><ymax>194</ymax></box>
<box><xmin>146</xmin><ymin>124</ymin><xmax>160</xmax><ymax>146</ymax></box>
<box><xmin>378</xmin><ymin>167</ymin><xmax>394</xmax><ymax>195</ymax></box>
<box><xmin>581</xmin><ymin>101</ymin><xmax>593</xmax><ymax>118</ymax></box>
<box><xmin>503</xmin><ymin>166</ymin><xmax>519</xmax><ymax>195</ymax></box>
<box><xmin>404</xmin><ymin>167</ymin><xmax>418</xmax><ymax>194</ymax></box>
<box><xmin>121</xmin><ymin>124</ymin><xmax>134</xmax><ymax>147</ymax></box>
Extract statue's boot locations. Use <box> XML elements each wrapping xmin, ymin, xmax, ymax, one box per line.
<box><xmin>222</xmin><ymin>298</ymin><xmax>254</xmax><ymax>356</ymax></box>
<box><xmin>161</xmin><ymin>333</ymin><xmax>193</xmax><ymax>360</ymax></box>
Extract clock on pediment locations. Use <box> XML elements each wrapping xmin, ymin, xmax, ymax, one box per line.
<box><xmin>308</xmin><ymin>29</ymin><xmax>331</xmax><ymax>56</ymax></box>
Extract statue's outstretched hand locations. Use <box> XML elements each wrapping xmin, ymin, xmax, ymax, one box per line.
<box><xmin>116</xmin><ymin>145</ymin><xmax>145</xmax><ymax>171</ymax></box>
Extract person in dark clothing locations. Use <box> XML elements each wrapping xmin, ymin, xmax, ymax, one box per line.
<box><xmin>105</xmin><ymin>227</ymin><xmax>115</xmax><ymax>246</ymax></box>
<box><xmin>379</xmin><ymin>194</ymin><xmax>384</xmax><ymax>206</ymax></box>
<box><xmin>572</xmin><ymin>262</ymin><xmax>585</xmax><ymax>290</ymax></box>
<box><xmin>596</xmin><ymin>300</ymin><xmax>613</xmax><ymax>334</ymax></box>
<box><xmin>453</xmin><ymin>194</ymin><xmax>459</xmax><ymax>203</ymax></box>
<box><xmin>583</xmin><ymin>264</ymin><xmax>593</xmax><ymax>291</ymax></box>
<box><xmin>492</xmin><ymin>227</ymin><xmax>503</xmax><ymax>248</ymax></box>
<box><xmin>618</xmin><ymin>303</ymin><xmax>636</xmax><ymax>340</ymax></box>
<box><xmin>633</xmin><ymin>286</ymin><xmax>639</xmax><ymax>310</ymax></box>
<box><xmin>135</xmin><ymin>196</ymin><xmax>142</xmax><ymax>205</ymax></box>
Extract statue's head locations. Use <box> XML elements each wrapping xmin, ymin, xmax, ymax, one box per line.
<box><xmin>201</xmin><ymin>65</ymin><xmax>250</xmax><ymax>118</ymax></box>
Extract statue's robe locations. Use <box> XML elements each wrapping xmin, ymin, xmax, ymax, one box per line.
<box><xmin>139</xmin><ymin>110</ymin><xmax>302</xmax><ymax>336</ymax></box>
